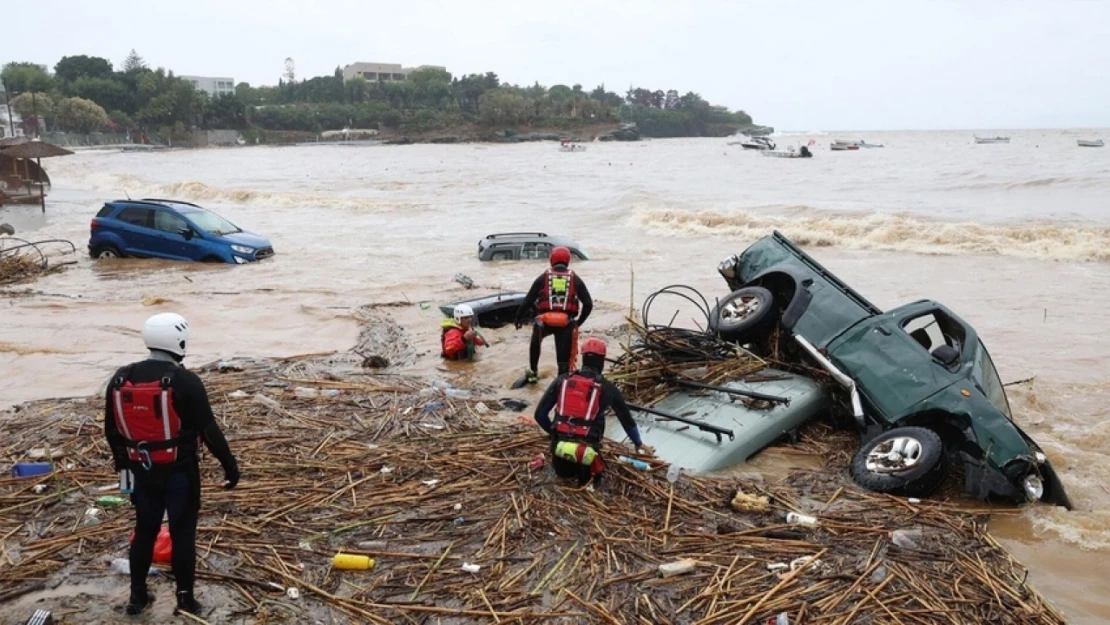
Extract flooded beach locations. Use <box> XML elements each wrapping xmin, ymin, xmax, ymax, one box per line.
<box><xmin>2</xmin><ymin>130</ymin><xmax>1109</xmax><ymax>622</ymax></box>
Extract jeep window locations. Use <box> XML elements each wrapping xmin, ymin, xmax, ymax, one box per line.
<box><xmin>521</xmin><ymin>242</ymin><xmax>552</xmax><ymax>260</ymax></box>
<box><xmin>186</xmin><ymin>209</ymin><xmax>240</xmax><ymax>236</ymax></box>
<box><xmin>901</xmin><ymin>310</ymin><xmax>967</xmax><ymax>359</ymax></box>
<box><xmin>117</xmin><ymin>207</ymin><xmax>153</xmax><ymax>228</ymax></box>
<box><xmin>96</xmin><ymin>204</ymin><xmax>114</xmax><ymax>218</ymax></box>
<box><xmin>153</xmin><ymin>211</ymin><xmax>188</xmax><ymax>233</ymax></box>
<box><xmin>972</xmin><ymin>341</ymin><xmax>1012</xmax><ymax>418</ymax></box>
<box><xmin>491</xmin><ymin>250</ymin><xmax>513</xmax><ymax>260</ymax></box>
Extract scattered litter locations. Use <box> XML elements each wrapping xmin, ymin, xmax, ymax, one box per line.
<box><xmin>32</xmin><ymin>484</ymin><xmax>46</xmax><ymax>494</ymax></box>
<box><xmin>666</xmin><ymin>464</ymin><xmax>681</xmax><ymax>483</ymax></box>
<box><xmin>892</xmin><ymin>528</ymin><xmax>923</xmax><ymax>549</ymax></box>
<box><xmin>253</xmin><ymin>393</ymin><xmax>282</xmax><ymax>409</ymax></box>
<box><xmin>785</xmin><ymin>512</ymin><xmax>817</xmax><ymax>527</ymax></box>
<box><xmin>228</xmin><ymin>390</ymin><xmax>249</xmax><ymax>399</ymax></box>
<box><xmin>423</xmin><ymin>401</ymin><xmax>446</xmax><ymax>413</ymax></box>
<box><xmin>730</xmin><ymin>489</ymin><xmax>769</xmax><ymax>513</ymax></box>
<box><xmin>790</xmin><ymin>556</ymin><xmax>820</xmax><ymax>571</ymax></box>
<box><xmin>294</xmin><ymin>387</ymin><xmax>319</xmax><ymax>398</ymax></box>
<box><xmin>263</xmin><ymin>380</ymin><xmax>289</xmax><ymax>388</ymax></box>
<box><xmin>84</xmin><ymin>507</ymin><xmax>100</xmax><ymax>518</ymax></box>
<box><xmin>453</xmin><ymin>503</ymin><xmax>462</xmax><ymax>511</ymax></box>
<box><xmin>617</xmin><ymin>456</ymin><xmax>650</xmax><ymax>471</ymax></box>
<box><xmin>286</xmin><ymin>587</ymin><xmax>301</xmax><ymax>600</ymax></box>
<box><xmin>333</xmin><ymin>553</ymin><xmax>375</xmax><ymax>570</ymax></box>
<box><xmin>453</xmin><ymin>517</ymin><xmax>465</xmax><ymax>525</ymax></box>
<box><xmin>25</xmin><ymin>448</ymin><xmax>64</xmax><ymax>460</ymax></box>
<box><xmin>380</xmin><ymin>466</ymin><xmax>393</xmax><ymax>474</ymax></box>
<box><xmin>767</xmin><ymin>562</ymin><xmax>789</xmax><ymax>572</ymax></box>
<box><xmin>96</xmin><ymin>495</ymin><xmax>126</xmax><ymax>507</ymax></box>
<box><xmin>474</xmin><ymin>401</ymin><xmax>489</xmax><ymax>414</ymax></box>
<box><xmin>356</xmin><ymin>540</ymin><xmax>388</xmax><ymax>550</ymax></box>
<box><xmin>365</xmin><ymin>443</ymin><xmax>379</xmax><ymax>450</ymax></box>
<box><xmin>422</xmin><ymin>480</ymin><xmax>441</xmax><ymax>487</ymax></box>
<box><xmin>453</xmin><ymin>273</ymin><xmax>475</xmax><ymax>289</ymax></box>
<box><xmin>461</xmin><ymin>562</ymin><xmax>481</xmax><ymax>573</ymax></box>
<box><xmin>529</xmin><ymin>453</ymin><xmax>545</xmax><ymax>470</ymax></box>
<box><xmin>298</xmin><ymin>540</ymin><xmax>312</xmax><ymax>551</ymax></box>
<box><xmin>908</xmin><ymin>497</ymin><xmax>922</xmax><ymax>504</ymax></box>
<box><xmin>500</xmin><ymin>398</ymin><xmax>529</xmax><ymax>411</ymax></box>
<box><xmin>321</xmin><ymin>389</ymin><xmax>341</xmax><ymax>397</ymax></box>
<box><xmin>659</xmin><ymin>559</ymin><xmax>697</xmax><ymax>578</ymax></box>
<box><xmin>418</xmin><ymin>423</ymin><xmax>446</xmax><ymax>430</ymax></box>
<box><xmin>217</xmin><ymin>361</ymin><xmax>244</xmax><ymax>372</ymax></box>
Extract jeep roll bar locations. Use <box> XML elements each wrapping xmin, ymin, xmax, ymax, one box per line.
<box><xmin>663</xmin><ymin>376</ymin><xmax>791</xmax><ymax>406</ymax></box>
<box><xmin>627</xmin><ymin>402</ymin><xmax>735</xmax><ymax>444</ymax></box>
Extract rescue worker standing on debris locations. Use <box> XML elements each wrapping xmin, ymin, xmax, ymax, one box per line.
<box><xmin>533</xmin><ymin>338</ymin><xmax>651</xmax><ymax>485</ymax></box>
<box><xmin>441</xmin><ymin>304</ymin><xmax>486</xmax><ymax>361</ymax></box>
<box><xmin>514</xmin><ymin>246</ymin><xmax>593</xmax><ymax>385</ymax></box>
<box><xmin>104</xmin><ymin>313</ymin><xmax>240</xmax><ymax>617</ymax></box>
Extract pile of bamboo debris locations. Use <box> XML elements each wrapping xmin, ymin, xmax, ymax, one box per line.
<box><xmin>0</xmin><ymin>357</ymin><xmax>1067</xmax><ymax>624</ymax></box>
<box><xmin>0</xmin><ymin>235</ymin><xmax>76</xmax><ymax>287</ymax></box>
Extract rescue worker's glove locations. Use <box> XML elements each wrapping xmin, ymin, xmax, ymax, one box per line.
<box><xmin>514</xmin><ymin>318</ymin><xmax>524</xmax><ymax>330</ymax></box>
<box><xmin>223</xmin><ymin>462</ymin><xmax>241</xmax><ymax>490</ymax></box>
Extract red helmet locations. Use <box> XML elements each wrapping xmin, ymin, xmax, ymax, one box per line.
<box><xmin>550</xmin><ymin>246</ymin><xmax>571</xmax><ymax>267</ymax></box>
<box><xmin>580</xmin><ymin>337</ymin><xmax>607</xmax><ymax>358</ymax></box>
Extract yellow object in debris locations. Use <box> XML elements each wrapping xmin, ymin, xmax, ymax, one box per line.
<box><xmin>333</xmin><ymin>553</ymin><xmax>375</xmax><ymax>570</ymax></box>
<box><xmin>730</xmin><ymin>489</ymin><xmax>770</xmax><ymax>513</ymax></box>
<box><xmin>554</xmin><ymin>440</ymin><xmax>597</xmax><ymax>466</ymax></box>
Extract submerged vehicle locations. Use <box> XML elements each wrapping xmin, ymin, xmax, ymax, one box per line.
<box><xmin>89</xmin><ymin>198</ymin><xmax>273</xmax><ymax>264</ymax></box>
<box><xmin>440</xmin><ymin>292</ymin><xmax>525</xmax><ymax>328</ymax></box>
<box><xmin>708</xmin><ymin>231</ymin><xmax>1070</xmax><ymax>508</ymax></box>
<box><xmin>477</xmin><ymin>232</ymin><xmax>589</xmax><ymax>262</ymax></box>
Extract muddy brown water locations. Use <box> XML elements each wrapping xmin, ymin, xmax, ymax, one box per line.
<box><xmin>1</xmin><ymin>130</ymin><xmax>1109</xmax><ymax>622</ymax></box>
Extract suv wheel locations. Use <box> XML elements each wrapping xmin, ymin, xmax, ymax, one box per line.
<box><xmin>91</xmin><ymin>244</ymin><xmax>123</xmax><ymax>259</ymax></box>
<box><xmin>708</xmin><ymin>286</ymin><xmax>776</xmax><ymax>343</ymax></box>
<box><xmin>850</xmin><ymin>426</ymin><xmax>946</xmax><ymax>497</ymax></box>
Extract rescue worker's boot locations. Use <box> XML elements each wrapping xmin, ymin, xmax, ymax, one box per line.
<box><xmin>125</xmin><ymin>588</ymin><xmax>154</xmax><ymax>615</ymax></box>
<box><xmin>525</xmin><ymin>369</ymin><xmax>538</xmax><ymax>385</ymax></box>
<box><xmin>175</xmin><ymin>590</ymin><xmax>203</xmax><ymax>616</ymax></box>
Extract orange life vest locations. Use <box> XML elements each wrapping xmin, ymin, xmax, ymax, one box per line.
<box><xmin>111</xmin><ymin>369</ymin><xmax>190</xmax><ymax>468</ymax></box>
<box><xmin>536</xmin><ymin>268</ymin><xmax>578</xmax><ymax>314</ymax></box>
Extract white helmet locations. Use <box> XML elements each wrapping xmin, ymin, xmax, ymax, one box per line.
<box><xmin>143</xmin><ymin>313</ymin><xmax>190</xmax><ymax>357</ymax></box>
<box><xmin>453</xmin><ymin>304</ymin><xmax>475</xmax><ymax>324</ymax></box>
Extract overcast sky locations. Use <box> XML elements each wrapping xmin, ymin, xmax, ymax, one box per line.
<box><xmin>6</xmin><ymin>0</ymin><xmax>1108</xmax><ymax>130</ymax></box>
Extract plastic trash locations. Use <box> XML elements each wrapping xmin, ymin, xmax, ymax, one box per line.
<box><xmin>891</xmin><ymin>529</ymin><xmax>923</xmax><ymax>549</ymax></box>
<box><xmin>453</xmin><ymin>517</ymin><xmax>465</xmax><ymax>525</ymax></box>
<box><xmin>453</xmin><ymin>503</ymin><xmax>462</xmax><ymax>511</ymax></box>
<box><xmin>766</xmin><ymin>612</ymin><xmax>789</xmax><ymax>625</ymax></box>
<box><xmin>617</xmin><ymin>456</ymin><xmax>650</xmax><ymax>471</ymax></box>
<box><xmin>418</xmin><ymin>387</ymin><xmax>438</xmax><ymax>398</ymax></box>
<box><xmin>461</xmin><ymin>562</ymin><xmax>481</xmax><ymax>573</ymax></box>
<box><xmin>529</xmin><ymin>453</ymin><xmax>545</xmax><ymax>470</ymax></box>
<box><xmin>294</xmin><ymin>387</ymin><xmax>319</xmax><ymax>398</ymax></box>
<box><xmin>423</xmin><ymin>401</ymin><xmax>447</xmax><ymax>413</ymax></box>
<box><xmin>32</xmin><ymin>484</ymin><xmax>46</xmax><ymax>494</ymax></box>
<box><xmin>332</xmin><ymin>553</ymin><xmax>375</xmax><ymax>570</ymax></box>
<box><xmin>908</xmin><ymin>497</ymin><xmax>922</xmax><ymax>504</ymax></box>
<box><xmin>432</xmin><ymin>380</ymin><xmax>452</xmax><ymax>389</ymax></box>
<box><xmin>25</xmin><ymin>448</ymin><xmax>64</xmax><ymax>460</ymax></box>
<box><xmin>286</xmin><ymin>587</ymin><xmax>300</xmax><ymax>600</ymax></box>
<box><xmin>253</xmin><ymin>393</ymin><xmax>281</xmax><ymax>409</ymax></box>
<box><xmin>658</xmin><ymin>559</ymin><xmax>697</xmax><ymax>577</ymax></box>
<box><xmin>111</xmin><ymin>558</ymin><xmax>158</xmax><ymax>576</ymax></box>
<box><xmin>96</xmin><ymin>495</ymin><xmax>126</xmax><ymax>507</ymax></box>
<box><xmin>321</xmin><ymin>389</ymin><xmax>341</xmax><ymax>398</ymax></box>
<box><xmin>785</xmin><ymin>512</ymin><xmax>817</xmax><ymax>527</ymax></box>
<box><xmin>11</xmin><ymin>462</ymin><xmax>53</xmax><ymax>478</ymax></box>
<box><xmin>356</xmin><ymin>540</ymin><xmax>388</xmax><ymax>550</ymax></box>
<box><xmin>666</xmin><ymin>465</ymin><xmax>681</xmax><ymax>484</ymax></box>
<box><xmin>474</xmin><ymin>402</ymin><xmax>489</xmax><ymax>414</ymax></box>
<box><xmin>228</xmin><ymin>390</ymin><xmax>249</xmax><ymax>399</ymax></box>
<box><xmin>217</xmin><ymin>361</ymin><xmax>244</xmax><ymax>372</ymax></box>
<box><xmin>444</xmin><ymin>388</ymin><xmax>470</xmax><ymax>399</ymax></box>
<box><xmin>129</xmin><ymin>526</ymin><xmax>172</xmax><ymax>563</ymax></box>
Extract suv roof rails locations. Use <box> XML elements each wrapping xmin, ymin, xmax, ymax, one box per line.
<box><xmin>140</xmin><ymin>198</ymin><xmax>202</xmax><ymax>208</ymax></box>
<box><xmin>485</xmin><ymin>232</ymin><xmax>548</xmax><ymax>239</ymax></box>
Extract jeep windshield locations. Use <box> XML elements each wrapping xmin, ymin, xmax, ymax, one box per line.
<box><xmin>185</xmin><ymin>209</ymin><xmax>241</xmax><ymax>236</ymax></box>
<box><xmin>972</xmin><ymin>340</ymin><xmax>1012</xmax><ymax>419</ymax></box>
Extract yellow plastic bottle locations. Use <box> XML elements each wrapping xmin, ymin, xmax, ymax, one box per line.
<box><xmin>333</xmin><ymin>553</ymin><xmax>376</xmax><ymax>570</ymax></box>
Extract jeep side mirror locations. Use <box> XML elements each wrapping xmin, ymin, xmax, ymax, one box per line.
<box><xmin>179</xmin><ymin>228</ymin><xmax>194</xmax><ymax>240</ymax></box>
<box><xmin>931</xmin><ymin>345</ymin><xmax>959</xmax><ymax>368</ymax></box>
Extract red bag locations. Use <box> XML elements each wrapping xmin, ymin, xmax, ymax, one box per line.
<box><xmin>129</xmin><ymin>524</ymin><xmax>173</xmax><ymax>564</ymax></box>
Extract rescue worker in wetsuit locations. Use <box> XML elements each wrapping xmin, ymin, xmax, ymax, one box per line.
<box><xmin>514</xmin><ymin>246</ymin><xmax>593</xmax><ymax>385</ymax></box>
<box><xmin>441</xmin><ymin>304</ymin><xmax>486</xmax><ymax>361</ymax></box>
<box><xmin>533</xmin><ymin>338</ymin><xmax>651</xmax><ymax>485</ymax></box>
<box><xmin>104</xmin><ymin>313</ymin><xmax>240</xmax><ymax>617</ymax></box>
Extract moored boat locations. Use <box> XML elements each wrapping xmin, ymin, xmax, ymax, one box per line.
<box><xmin>974</xmin><ymin>136</ymin><xmax>1010</xmax><ymax>144</ymax></box>
<box><xmin>1078</xmin><ymin>139</ymin><xmax>1104</xmax><ymax>148</ymax></box>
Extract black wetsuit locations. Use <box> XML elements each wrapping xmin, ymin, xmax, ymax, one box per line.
<box><xmin>515</xmin><ymin>265</ymin><xmax>593</xmax><ymax>376</ymax></box>
<box><xmin>534</xmin><ymin>368</ymin><xmax>642</xmax><ymax>485</ymax></box>
<box><xmin>104</xmin><ymin>358</ymin><xmax>238</xmax><ymax>601</ymax></box>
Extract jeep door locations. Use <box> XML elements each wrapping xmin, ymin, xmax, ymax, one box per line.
<box><xmin>827</xmin><ymin>306</ymin><xmax>967</xmax><ymax>423</ymax></box>
<box><xmin>150</xmin><ymin>210</ymin><xmax>196</xmax><ymax>260</ymax></box>
<box><xmin>113</xmin><ymin>206</ymin><xmax>159</xmax><ymax>257</ymax></box>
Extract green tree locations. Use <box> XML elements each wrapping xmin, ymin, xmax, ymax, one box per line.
<box><xmin>10</xmin><ymin>92</ymin><xmax>55</xmax><ymax>120</ymax></box>
<box><xmin>54</xmin><ymin>55</ymin><xmax>114</xmax><ymax>83</ymax></box>
<box><xmin>1</xmin><ymin>62</ymin><xmax>55</xmax><ymax>94</ymax></box>
<box><xmin>68</xmin><ymin>77</ymin><xmax>132</xmax><ymax>113</ymax></box>
<box><xmin>56</xmin><ymin>97</ymin><xmax>112</xmax><ymax>133</ymax></box>
<box><xmin>123</xmin><ymin>49</ymin><xmax>147</xmax><ymax>73</ymax></box>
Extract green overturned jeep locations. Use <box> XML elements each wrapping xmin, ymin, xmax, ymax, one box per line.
<box><xmin>710</xmin><ymin>231</ymin><xmax>1071</xmax><ymax>509</ymax></box>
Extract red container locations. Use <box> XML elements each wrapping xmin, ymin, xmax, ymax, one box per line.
<box><xmin>529</xmin><ymin>454</ymin><xmax>545</xmax><ymax>470</ymax></box>
<box><xmin>129</xmin><ymin>525</ymin><xmax>173</xmax><ymax>564</ymax></box>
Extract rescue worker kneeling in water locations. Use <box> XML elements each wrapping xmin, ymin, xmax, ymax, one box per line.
<box><xmin>514</xmin><ymin>246</ymin><xmax>593</xmax><ymax>384</ymax></box>
<box><xmin>533</xmin><ymin>338</ymin><xmax>651</xmax><ymax>485</ymax></box>
<box><xmin>104</xmin><ymin>313</ymin><xmax>240</xmax><ymax>617</ymax></box>
<box><xmin>441</xmin><ymin>304</ymin><xmax>486</xmax><ymax>361</ymax></box>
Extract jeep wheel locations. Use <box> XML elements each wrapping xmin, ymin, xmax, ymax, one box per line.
<box><xmin>91</xmin><ymin>244</ymin><xmax>123</xmax><ymax>259</ymax></box>
<box><xmin>850</xmin><ymin>426</ymin><xmax>946</xmax><ymax>498</ymax></box>
<box><xmin>709</xmin><ymin>286</ymin><xmax>776</xmax><ymax>344</ymax></box>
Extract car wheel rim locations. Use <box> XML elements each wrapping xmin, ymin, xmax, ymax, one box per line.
<box><xmin>722</xmin><ymin>295</ymin><xmax>762</xmax><ymax>322</ymax></box>
<box><xmin>865</xmin><ymin>436</ymin><xmax>924</xmax><ymax>473</ymax></box>
<box><xmin>98</xmin><ymin>250</ymin><xmax>117</xmax><ymax>258</ymax></box>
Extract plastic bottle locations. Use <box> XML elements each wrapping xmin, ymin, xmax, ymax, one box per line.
<box><xmin>666</xmin><ymin>465</ymin><xmax>681</xmax><ymax>484</ymax></box>
<box><xmin>97</xmin><ymin>495</ymin><xmax>126</xmax><ymax>507</ymax></box>
<box><xmin>618</xmin><ymin>456</ymin><xmax>651</xmax><ymax>471</ymax></box>
<box><xmin>444</xmin><ymin>388</ymin><xmax>470</xmax><ymax>399</ymax></box>
<box><xmin>332</xmin><ymin>553</ymin><xmax>375</xmax><ymax>570</ymax></box>
<box><xmin>111</xmin><ymin>558</ymin><xmax>158</xmax><ymax>576</ymax></box>
<box><xmin>785</xmin><ymin>512</ymin><xmax>817</xmax><ymax>527</ymax></box>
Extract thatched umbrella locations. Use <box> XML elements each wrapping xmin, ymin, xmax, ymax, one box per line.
<box><xmin>0</xmin><ymin>139</ymin><xmax>73</xmax><ymax>212</ymax></box>
<box><xmin>0</xmin><ymin>136</ymin><xmax>31</xmax><ymax>148</ymax></box>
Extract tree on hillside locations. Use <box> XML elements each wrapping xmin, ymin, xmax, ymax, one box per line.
<box><xmin>123</xmin><ymin>49</ymin><xmax>147</xmax><ymax>73</ymax></box>
<box><xmin>54</xmin><ymin>55</ymin><xmax>114</xmax><ymax>83</ymax></box>
<box><xmin>0</xmin><ymin>62</ymin><xmax>55</xmax><ymax>94</ymax></box>
<box><xmin>56</xmin><ymin>97</ymin><xmax>112</xmax><ymax>133</ymax></box>
<box><xmin>10</xmin><ymin>92</ymin><xmax>55</xmax><ymax>120</ymax></box>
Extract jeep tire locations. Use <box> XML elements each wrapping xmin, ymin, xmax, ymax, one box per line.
<box><xmin>709</xmin><ymin>286</ymin><xmax>776</xmax><ymax>344</ymax></box>
<box><xmin>850</xmin><ymin>426</ymin><xmax>946</xmax><ymax>498</ymax></box>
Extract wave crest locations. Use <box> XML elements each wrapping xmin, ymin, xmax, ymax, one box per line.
<box><xmin>633</xmin><ymin>208</ymin><xmax>1110</xmax><ymax>262</ymax></box>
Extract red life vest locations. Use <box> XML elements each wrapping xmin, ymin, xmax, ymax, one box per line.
<box><xmin>111</xmin><ymin>369</ymin><xmax>188</xmax><ymax>467</ymax></box>
<box><xmin>553</xmin><ymin>373</ymin><xmax>602</xmax><ymax>441</ymax></box>
<box><xmin>536</xmin><ymin>268</ymin><xmax>578</xmax><ymax>314</ymax></box>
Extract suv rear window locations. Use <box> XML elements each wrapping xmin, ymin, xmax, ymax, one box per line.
<box><xmin>96</xmin><ymin>204</ymin><xmax>114</xmax><ymax>218</ymax></box>
<box><xmin>117</xmin><ymin>207</ymin><xmax>153</xmax><ymax>228</ymax></box>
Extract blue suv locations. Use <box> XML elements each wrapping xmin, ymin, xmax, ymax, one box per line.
<box><xmin>89</xmin><ymin>198</ymin><xmax>274</xmax><ymax>264</ymax></box>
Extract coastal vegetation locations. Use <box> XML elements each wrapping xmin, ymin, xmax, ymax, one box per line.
<box><xmin>2</xmin><ymin>53</ymin><xmax>769</xmax><ymax>141</ymax></box>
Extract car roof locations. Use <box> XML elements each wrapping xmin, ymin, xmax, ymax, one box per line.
<box><xmin>481</xmin><ymin>232</ymin><xmax>579</xmax><ymax>246</ymax></box>
<box><xmin>109</xmin><ymin>198</ymin><xmax>205</xmax><ymax>213</ymax></box>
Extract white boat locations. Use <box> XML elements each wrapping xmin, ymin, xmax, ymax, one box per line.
<box><xmin>830</xmin><ymin>139</ymin><xmax>884</xmax><ymax>149</ymax></box>
<box><xmin>1078</xmin><ymin>139</ymin><xmax>1104</xmax><ymax>148</ymax></box>
<box><xmin>761</xmin><ymin>146</ymin><xmax>813</xmax><ymax>159</ymax></box>
<box><xmin>830</xmin><ymin>143</ymin><xmax>859</xmax><ymax>151</ymax></box>
<box><xmin>974</xmin><ymin>136</ymin><xmax>1010</xmax><ymax>144</ymax></box>
<box><xmin>559</xmin><ymin>143</ymin><xmax>587</xmax><ymax>152</ymax></box>
<box><xmin>734</xmin><ymin>136</ymin><xmax>776</xmax><ymax>150</ymax></box>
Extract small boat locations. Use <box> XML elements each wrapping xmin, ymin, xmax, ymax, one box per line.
<box><xmin>1078</xmin><ymin>139</ymin><xmax>1104</xmax><ymax>148</ymax></box>
<box><xmin>559</xmin><ymin>142</ymin><xmax>587</xmax><ymax>152</ymax></box>
<box><xmin>974</xmin><ymin>136</ymin><xmax>1010</xmax><ymax>144</ymax></box>
<box><xmin>737</xmin><ymin>136</ymin><xmax>776</xmax><ymax>150</ymax></box>
<box><xmin>830</xmin><ymin>143</ymin><xmax>859</xmax><ymax>151</ymax></box>
<box><xmin>761</xmin><ymin>146</ymin><xmax>813</xmax><ymax>159</ymax></box>
<box><xmin>858</xmin><ymin>141</ymin><xmax>884</xmax><ymax>148</ymax></box>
